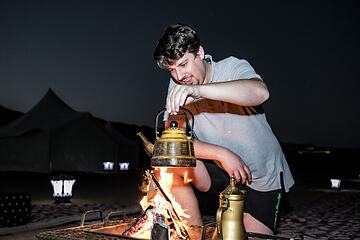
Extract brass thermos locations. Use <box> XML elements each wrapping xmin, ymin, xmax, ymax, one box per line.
<box><xmin>214</xmin><ymin>176</ymin><xmax>247</xmax><ymax>240</ymax></box>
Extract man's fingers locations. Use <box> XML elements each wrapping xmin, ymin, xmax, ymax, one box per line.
<box><xmin>244</xmin><ymin>165</ymin><xmax>252</xmax><ymax>184</ymax></box>
<box><xmin>233</xmin><ymin>171</ymin><xmax>241</xmax><ymax>183</ymax></box>
<box><xmin>237</xmin><ymin>165</ymin><xmax>251</xmax><ymax>185</ymax></box>
<box><xmin>166</xmin><ymin>86</ymin><xmax>189</xmax><ymax>113</ymax></box>
<box><xmin>238</xmin><ymin>169</ymin><xmax>247</xmax><ymax>185</ymax></box>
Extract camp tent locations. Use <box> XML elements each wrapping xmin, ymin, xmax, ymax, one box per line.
<box><xmin>0</xmin><ymin>105</ymin><xmax>23</xmax><ymax>127</ymax></box>
<box><xmin>0</xmin><ymin>89</ymin><xmax>138</xmax><ymax>173</ymax></box>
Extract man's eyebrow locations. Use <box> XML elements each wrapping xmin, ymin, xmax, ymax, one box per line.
<box><xmin>176</xmin><ymin>59</ymin><xmax>187</xmax><ymax>67</ymax></box>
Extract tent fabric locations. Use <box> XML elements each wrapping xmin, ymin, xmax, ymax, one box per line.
<box><xmin>0</xmin><ymin>105</ymin><xmax>23</xmax><ymax>127</ymax></box>
<box><xmin>104</xmin><ymin>122</ymin><xmax>139</xmax><ymax>170</ymax></box>
<box><xmin>0</xmin><ymin>89</ymin><xmax>82</xmax><ymax>138</ymax></box>
<box><xmin>0</xmin><ymin>89</ymin><xmax>138</xmax><ymax>173</ymax></box>
<box><xmin>0</xmin><ymin>131</ymin><xmax>49</xmax><ymax>172</ymax></box>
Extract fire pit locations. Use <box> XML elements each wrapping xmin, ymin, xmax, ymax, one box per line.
<box><xmin>84</xmin><ymin>220</ymin><xmax>212</xmax><ymax>240</ymax></box>
<box><xmin>36</xmin><ymin>169</ymin><xmax>302</xmax><ymax>240</ymax></box>
<box><xmin>36</xmin><ymin>210</ymin><xmax>215</xmax><ymax>240</ymax></box>
<box><xmin>36</xmin><ymin>211</ymin><xmax>300</xmax><ymax>240</ymax></box>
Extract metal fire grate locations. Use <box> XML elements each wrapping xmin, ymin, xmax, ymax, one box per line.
<box><xmin>36</xmin><ymin>209</ymin><xmax>302</xmax><ymax>240</ymax></box>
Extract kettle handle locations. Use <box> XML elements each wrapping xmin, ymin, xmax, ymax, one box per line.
<box><xmin>216</xmin><ymin>207</ymin><xmax>226</xmax><ymax>240</ymax></box>
<box><xmin>154</xmin><ymin>107</ymin><xmax>195</xmax><ymax>139</ymax></box>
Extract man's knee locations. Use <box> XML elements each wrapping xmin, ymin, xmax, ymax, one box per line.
<box><xmin>153</xmin><ymin>168</ymin><xmax>190</xmax><ymax>187</ymax></box>
<box><xmin>243</xmin><ymin>213</ymin><xmax>273</xmax><ymax>235</ymax></box>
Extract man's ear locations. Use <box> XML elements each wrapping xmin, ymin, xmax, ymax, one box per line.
<box><xmin>198</xmin><ymin>46</ymin><xmax>205</xmax><ymax>59</ymax></box>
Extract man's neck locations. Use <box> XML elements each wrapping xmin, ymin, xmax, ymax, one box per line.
<box><xmin>203</xmin><ymin>60</ymin><xmax>212</xmax><ymax>84</ymax></box>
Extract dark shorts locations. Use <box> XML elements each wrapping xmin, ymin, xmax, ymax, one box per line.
<box><xmin>195</xmin><ymin>161</ymin><xmax>283</xmax><ymax>232</ymax></box>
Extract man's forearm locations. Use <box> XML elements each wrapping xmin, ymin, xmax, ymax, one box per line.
<box><xmin>198</xmin><ymin>78</ymin><xmax>269</xmax><ymax>106</ymax></box>
<box><xmin>193</xmin><ymin>139</ymin><xmax>229</xmax><ymax>163</ymax></box>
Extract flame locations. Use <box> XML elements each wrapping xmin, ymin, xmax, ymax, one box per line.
<box><xmin>183</xmin><ymin>170</ymin><xmax>193</xmax><ymax>184</ymax></box>
<box><xmin>140</xmin><ymin>168</ymin><xmax>190</xmax><ymax>220</ymax></box>
<box><xmin>137</xmin><ymin>168</ymin><xmax>191</xmax><ymax>238</ymax></box>
<box><xmin>158</xmin><ymin>168</ymin><xmax>190</xmax><ymax>221</ymax></box>
<box><xmin>139</xmin><ymin>195</ymin><xmax>148</xmax><ymax>210</ymax></box>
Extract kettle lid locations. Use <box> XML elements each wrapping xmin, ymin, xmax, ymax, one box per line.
<box><xmin>158</xmin><ymin>121</ymin><xmax>190</xmax><ymax>140</ymax></box>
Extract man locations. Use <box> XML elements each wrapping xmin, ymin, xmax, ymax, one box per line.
<box><xmin>153</xmin><ymin>23</ymin><xmax>294</xmax><ymax>235</ymax></box>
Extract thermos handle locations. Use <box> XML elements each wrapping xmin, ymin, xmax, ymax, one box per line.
<box><xmin>154</xmin><ymin>107</ymin><xmax>195</xmax><ymax>139</ymax></box>
<box><xmin>216</xmin><ymin>207</ymin><xmax>226</xmax><ymax>240</ymax></box>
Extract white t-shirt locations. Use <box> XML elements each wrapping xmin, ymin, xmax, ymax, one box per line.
<box><xmin>167</xmin><ymin>55</ymin><xmax>294</xmax><ymax>192</ymax></box>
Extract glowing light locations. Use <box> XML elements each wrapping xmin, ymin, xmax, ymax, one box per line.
<box><xmin>103</xmin><ymin>161</ymin><xmax>114</xmax><ymax>171</ymax></box>
<box><xmin>119</xmin><ymin>162</ymin><xmax>130</xmax><ymax>171</ymax></box>
<box><xmin>330</xmin><ymin>178</ymin><xmax>341</xmax><ymax>188</ymax></box>
<box><xmin>50</xmin><ymin>180</ymin><xmax>63</xmax><ymax>197</ymax></box>
<box><xmin>63</xmin><ymin>180</ymin><xmax>76</xmax><ymax>197</ymax></box>
<box><xmin>50</xmin><ymin>177</ymin><xmax>76</xmax><ymax>203</ymax></box>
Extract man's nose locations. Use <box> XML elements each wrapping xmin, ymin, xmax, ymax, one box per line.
<box><xmin>175</xmin><ymin>69</ymin><xmax>184</xmax><ymax>81</ymax></box>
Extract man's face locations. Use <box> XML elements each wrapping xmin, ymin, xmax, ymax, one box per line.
<box><xmin>167</xmin><ymin>47</ymin><xmax>206</xmax><ymax>85</ymax></box>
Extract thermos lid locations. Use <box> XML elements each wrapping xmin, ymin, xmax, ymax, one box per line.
<box><xmin>220</xmin><ymin>176</ymin><xmax>245</xmax><ymax>201</ymax></box>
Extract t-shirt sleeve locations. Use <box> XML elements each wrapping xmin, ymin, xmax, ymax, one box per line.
<box><xmin>226</xmin><ymin>56</ymin><xmax>262</xmax><ymax>80</ymax></box>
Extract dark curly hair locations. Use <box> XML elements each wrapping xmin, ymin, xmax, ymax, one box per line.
<box><xmin>153</xmin><ymin>23</ymin><xmax>202</xmax><ymax>69</ymax></box>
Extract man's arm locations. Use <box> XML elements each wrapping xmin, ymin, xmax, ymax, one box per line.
<box><xmin>166</xmin><ymin>78</ymin><xmax>269</xmax><ymax>114</ymax></box>
<box><xmin>193</xmin><ymin>139</ymin><xmax>252</xmax><ymax>184</ymax></box>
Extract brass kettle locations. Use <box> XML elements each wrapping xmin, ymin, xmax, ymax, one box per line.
<box><xmin>137</xmin><ymin>108</ymin><xmax>196</xmax><ymax>168</ymax></box>
<box><xmin>214</xmin><ymin>176</ymin><xmax>247</xmax><ymax>240</ymax></box>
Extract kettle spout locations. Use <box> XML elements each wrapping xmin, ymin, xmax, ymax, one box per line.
<box><xmin>136</xmin><ymin>132</ymin><xmax>154</xmax><ymax>157</ymax></box>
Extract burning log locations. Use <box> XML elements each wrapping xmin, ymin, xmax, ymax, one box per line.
<box><xmin>122</xmin><ymin>205</ymin><xmax>153</xmax><ymax>238</ymax></box>
<box><xmin>151</xmin><ymin>212</ymin><xmax>169</xmax><ymax>240</ymax></box>
<box><xmin>122</xmin><ymin>170</ymin><xmax>190</xmax><ymax>240</ymax></box>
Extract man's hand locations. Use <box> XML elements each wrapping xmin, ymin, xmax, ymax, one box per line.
<box><xmin>166</xmin><ymin>85</ymin><xmax>200</xmax><ymax>114</ymax></box>
<box><xmin>219</xmin><ymin>153</ymin><xmax>252</xmax><ymax>185</ymax></box>
<box><xmin>194</xmin><ymin>140</ymin><xmax>252</xmax><ymax>185</ymax></box>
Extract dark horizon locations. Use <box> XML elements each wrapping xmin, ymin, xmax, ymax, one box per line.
<box><xmin>1</xmin><ymin>91</ymin><xmax>359</xmax><ymax>151</ymax></box>
<box><xmin>0</xmin><ymin>1</ymin><xmax>359</xmax><ymax>148</ymax></box>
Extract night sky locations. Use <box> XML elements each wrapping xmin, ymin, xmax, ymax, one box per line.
<box><xmin>0</xmin><ymin>1</ymin><xmax>359</xmax><ymax>148</ymax></box>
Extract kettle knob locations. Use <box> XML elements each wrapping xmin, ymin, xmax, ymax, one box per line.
<box><xmin>170</xmin><ymin>120</ymin><xmax>178</xmax><ymax>128</ymax></box>
<box><xmin>154</xmin><ymin>108</ymin><xmax>194</xmax><ymax>139</ymax></box>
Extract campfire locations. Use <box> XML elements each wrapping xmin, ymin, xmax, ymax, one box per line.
<box><xmin>122</xmin><ymin>169</ymin><xmax>192</xmax><ymax>240</ymax></box>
